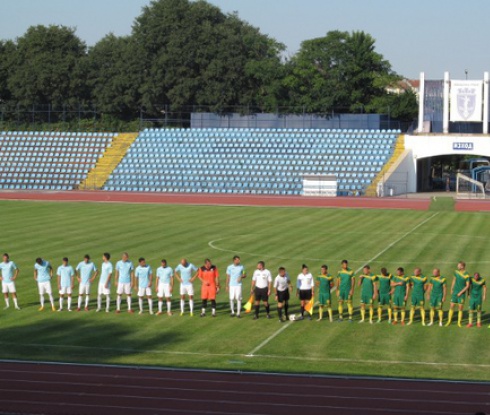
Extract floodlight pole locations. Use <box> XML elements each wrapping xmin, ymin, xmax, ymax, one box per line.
<box><xmin>417</xmin><ymin>72</ymin><xmax>425</xmax><ymax>133</ymax></box>
<box><xmin>484</xmin><ymin>72</ymin><xmax>489</xmax><ymax>135</ymax></box>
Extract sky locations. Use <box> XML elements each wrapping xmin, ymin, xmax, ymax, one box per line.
<box><xmin>1</xmin><ymin>0</ymin><xmax>489</xmax><ymax>80</ymax></box>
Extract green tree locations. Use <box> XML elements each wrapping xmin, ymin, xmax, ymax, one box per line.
<box><xmin>132</xmin><ymin>0</ymin><xmax>284</xmax><ymax>114</ymax></box>
<box><xmin>0</xmin><ymin>40</ymin><xmax>15</xmax><ymax>102</ymax></box>
<box><xmin>366</xmin><ymin>90</ymin><xmax>418</xmax><ymax>122</ymax></box>
<box><xmin>87</xmin><ymin>34</ymin><xmax>143</xmax><ymax>119</ymax></box>
<box><xmin>283</xmin><ymin>30</ymin><xmax>395</xmax><ymax>113</ymax></box>
<box><xmin>7</xmin><ymin>25</ymin><xmax>88</xmax><ymax>108</ymax></box>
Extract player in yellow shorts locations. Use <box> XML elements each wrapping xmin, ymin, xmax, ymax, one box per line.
<box><xmin>446</xmin><ymin>261</ymin><xmax>470</xmax><ymax>327</ymax></box>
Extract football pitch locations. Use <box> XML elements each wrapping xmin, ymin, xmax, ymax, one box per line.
<box><xmin>0</xmin><ymin>199</ymin><xmax>489</xmax><ymax>381</ymax></box>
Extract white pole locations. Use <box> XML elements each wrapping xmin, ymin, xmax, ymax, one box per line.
<box><xmin>483</xmin><ymin>72</ymin><xmax>489</xmax><ymax>134</ymax></box>
<box><xmin>417</xmin><ymin>72</ymin><xmax>425</xmax><ymax>133</ymax></box>
<box><xmin>443</xmin><ymin>72</ymin><xmax>450</xmax><ymax>134</ymax></box>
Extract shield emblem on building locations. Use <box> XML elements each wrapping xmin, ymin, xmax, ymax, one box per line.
<box><xmin>457</xmin><ymin>87</ymin><xmax>476</xmax><ymax>120</ymax></box>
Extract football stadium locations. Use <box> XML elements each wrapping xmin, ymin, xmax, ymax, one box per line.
<box><xmin>1</xmin><ymin>1</ymin><xmax>490</xmax><ymax>414</ymax></box>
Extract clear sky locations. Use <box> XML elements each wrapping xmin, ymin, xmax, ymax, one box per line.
<box><xmin>1</xmin><ymin>0</ymin><xmax>489</xmax><ymax>80</ymax></box>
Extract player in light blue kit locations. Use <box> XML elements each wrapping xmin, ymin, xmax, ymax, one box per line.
<box><xmin>34</xmin><ymin>257</ymin><xmax>55</xmax><ymax>312</ymax></box>
<box><xmin>115</xmin><ymin>252</ymin><xmax>135</xmax><ymax>314</ymax></box>
<box><xmin>76</xmin><ymin>254</ymin><xmax>98</xmax><ymax>311</ymax></box>
<box><xmin>156</xmin><ymin>259</ymin><xmax>174</xmax><ymax>316</ymax></box>
<box><xmin>57</xmin><ymin>257</ymin><xmax>74</xmax><ymax>311</ymax></box>
<box><xmin>135</xmin><ymin>257</ymin><xmax>154</xmax><ymax>315</ymax></box>
<box><xmin>226</xmin><ymin>255</ymin><xmax>246</xmax><ymax>318</ymax></box>
<box><xmin>0</xmin><ymin>253</ymin><xmax>20</xmax><ymax>310</ymax></box>
<box><xmin>96</xmin><ymin>253</ymin><xmax>113</xmax><ymax>313</ymax></box>
<box><xmin>175</xmin><ymin>258</ymin><xmax>198</xmax><ymax>316</ymax></box>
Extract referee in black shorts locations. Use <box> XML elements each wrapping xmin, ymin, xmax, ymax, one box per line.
<box><xmin>251</xmin><ymin>261</ymin><xmax>272</xmax><ymax>320</ymax></box>
<box><xmin>274</xmin><ymin>267</ymin><xmax>292</xmax><ymax>322</ymax></box>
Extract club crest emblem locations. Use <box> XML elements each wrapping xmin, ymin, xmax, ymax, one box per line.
<box><xmin>457</xmin><ymin>87</ymin><xmax>476</xmax><ymax>121</ymax></box>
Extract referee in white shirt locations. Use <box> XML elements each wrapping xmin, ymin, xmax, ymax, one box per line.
<box><xmin>297</xmin><ymin>264</ymin><xmax>314</xmax><ymax>320</ymax></box>
<box><xmin>251</xmin><ymin>261</ymin><xmax>272</xmax><ymax>320</ymax></box>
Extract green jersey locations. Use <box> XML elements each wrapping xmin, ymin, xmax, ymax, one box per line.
<box><xmin>377</xmin><ymin>273</ymin><xmax>392</xmax><ymax>295</ymax></box>
<box><xmin>360</xmin><ymin>273</ymin><xmax>377</xmax><ymax>297</ymax></box>
<box><xmin>429</xmin><ymin>276</ymin><xmax>446</xmax><ymax>296</ymax></box>
<box><xmin>337</xmin><ymin>268</ymin><xmax>355</xmax><ymax>292</ymax></box>
<box><xmin>410</xmin><ymin>275</ymin><xmax>427</xmax><ymax>297</ymax></box>
<box><xmin>454</xmin><ymin>270</ymin><xmax>470</xmax><ymax>294</ymax></box>
<box><xmin>470</xmin><ymin>277</ymin><xmax>485</xmax><ymax>300</ymax></box>
<box><xmin>393</xmin><ymin>275</ymin><xmax>409</xmax><ymax>296</ymax></box>
<box><xmin>316</xmin><ymin>274</ymin><xmax>334</xmax><ymax>295</ymax></box>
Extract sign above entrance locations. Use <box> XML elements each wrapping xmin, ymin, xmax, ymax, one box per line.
<box><xmin>450</xmin><ymin>80</ymin><xmax>483</xmax><ymax>122</ymax></box>
<box><xmin>453</xmin><ymin>142</ymin><xmax>474</xmax><ymax>151</ymax></box>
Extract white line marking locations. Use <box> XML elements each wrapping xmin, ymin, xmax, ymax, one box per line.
<box><xmin>354</xmin><ymin>213</ymin><xmax>440</xmax><ymax>270</ymax></box>
<box><xmin>245</xmin><ymin>321</ymin><xmax>292</xmax><ymax>357</ymax></box>
<box><xmin>242</xmin><ymin>213</ymin><xmax>442</xmax><ymax>358</ymax></box>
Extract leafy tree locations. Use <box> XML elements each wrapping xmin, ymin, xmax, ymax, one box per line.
<box><xmin>132</xmin><ymin>0</ymin><xmax>284</xmax><ymax>114</ymax></box>
<box><xmin>87</xmin><ymin>34</ymin><xmax>143</xmax><ymax>119</ymax></box>
<box><xmin>7</xmin><ymin>25</ymin><xmax>88</xmax><ymax>108</ymax></box>
<box><xmin>283</xmin><ymin>30</ymin><xmax>395</xmax><ymax>113</ymax></box>
<box><xmin>0</xmin><ymin>40</ymin><xmax>15</xmax><ymax>103</ymax></box>
<box><xmin>366</xmin><ymin>90</ymin><xmax>418</xmax><ymax>122</ymax></box>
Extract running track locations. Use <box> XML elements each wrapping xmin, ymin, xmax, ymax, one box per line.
<box><xmin>0</xmin><ymin>361</ymin><xmax>488</xmax><ymax>415</ymax></box>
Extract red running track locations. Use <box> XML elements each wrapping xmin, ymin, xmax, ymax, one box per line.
<box><xmin>0</xmin><ymin>361</ymin><xmax>487</xmax><ymax>415</ymax></box>
<box><xmin>0</xmin><ymin>190</ymin><xmax>432</xmax><ymax>210</ymax></box>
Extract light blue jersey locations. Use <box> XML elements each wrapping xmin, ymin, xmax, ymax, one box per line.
<box><xmin>226</xmin><ymin>264</ymin><xmax>245</xmax><ymax>287</ymax></box>
<box><xmin>157</xmin><ymin>266</ymin><xmax>173</xmax><ymax>284</ymax></box>
<box><xmin>99</xmin><ymin>262</ymin><xmax>113</xmax><ymax>287</ymax></box>
<box><xmin>175</xmin><ymin>263</ymin><xmax>197</xmax><ymax>285</ymax></box>
<box><xmin>57</xmin><ymin>265</ymin><xmax>74</xmax><ymax>288</ymax></box>
<box><xmin>116</xmin><ymin>260</ymin><xmax>134</xmax><ymax>284</ymax></box>
<box><xmin>35</xmin><ymin>261</ymin><xmax>52</xmax><ymax>283</ymax></box>
<box><xmin>135</xmin><ymin>265</ymin><xmax>152</xmax><ymax>288</ymax></box>
<box><xmin>0</xmin><ymin>261</ymin><xmax>18</xmax><ymax>283</ymax></box>
<box><xmin>76</xmin><ymin>261</ymin><xmax>97</xmax><ymax>285</ymax></box>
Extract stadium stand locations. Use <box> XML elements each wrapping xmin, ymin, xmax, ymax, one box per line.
<box><xmin>103</xmin><ymin>128</ymin><xmax>401</xmax><ymax>196</ymax></box>
<box><xmin>0</xmin><ymin>131</ymin><xmax>116</xmax><ymax>191</ymax></box>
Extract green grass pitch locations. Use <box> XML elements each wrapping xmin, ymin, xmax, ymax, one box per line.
<box><xmin>0</xmin><ymin>199</ymin><xmax>489</xmax><ymax>381</ymax></box>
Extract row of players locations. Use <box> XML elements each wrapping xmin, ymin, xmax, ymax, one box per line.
<box><xmin>0</xmin><ymin>253</ymin><xmax>486</xmax><ymax>327</ymax></box>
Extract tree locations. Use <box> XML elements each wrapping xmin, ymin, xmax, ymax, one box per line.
<box><xmin>132</xmin><ymin>0</ymin><xmax>284</xmax><ymax>114</ymax></box>
<box><xmin>87</xmin><ymin>34</ymin><xmax>143</xmax><ymax>119</ymax></box>
<box><xmin>283</xmin><ymin>30</ymin><xmax>395</xmax><ymax>113</ymax></box>
<box><xmin>0</xmin><ymin>40</ymin><xmax>15</xmax><ymax>103</ymax></box>
<box><xmin>7</xmin><ymin>25</ymin><xmax>88</xmax><ymax>108</ymax></box>
<box><xmin>366</xmin><ymin>90</ymin><xmax>418</xmax><ymax>122</ymax></box>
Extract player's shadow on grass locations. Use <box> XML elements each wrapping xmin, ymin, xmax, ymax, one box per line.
<box><xmin>0</xmin><ymin>318</ymin><xmax>186</xmax><ymax>364</ymax></box>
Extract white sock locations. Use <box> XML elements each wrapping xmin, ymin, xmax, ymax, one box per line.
<box><xmin>212</xmin><ymin>308</ymin><xmax>216</xmax><ymax>316</ymax></box>
<box><xmin>117</xmin><ymin>295</ymin><xmax>121</xmax><ymax>311</ymax></box>
<box><xmin>13</xmin><ymin>298</ymin><xmax>18</xmax><ymax>308</ymax></box>
<box><xmin>166</xmin><ymin>301</ymin><xmax>171</xmax><ymax>313</ymax></box>
<box><xmin>202</xmin><ymin>307</ymin><xmax>206</xmax><ymax>314</ymax></box>
<box><xmin>105</xmin><ymin>295</ymin><xmax>110</xmax><ymax>311</ymax></box>
<box><xmin>180</xmin><ymin>299</ymin><xmax>185</xmax><ymax>313</ymax></box>
<box><xmin>68</xmin><ymin>297</ymin><xmax>72</xmax><ymax>310</ymax></box>
<box><xmin>148</xmin><ymin>299</ymin><xmax>153</xmax><ymax>313</ymax></box>
<box><xmin>85</xmin><ymin>295</ymin><xmax>89</xmax><ymax>308</ymax></box>
<box><xmin>139</xmin><ymin>298</ymin><xmax>143</xmax><ymax>312</ymax></box>
<box><xmin>158</xmin><ymin>300</ymin><xmax>163</xmax><ymax>313</ymax></box>
<box><xmin>189</xmin><ymin>300</ymin><xmax>194</xmax><ymax>313</ymax></box>
<box><xmin>40</xmin><ymin>295</ymin><xmax>44</xmax><ymax>307</ymax></box>
<box><xmin>237</xmin><ymin>301</ymin><xmax>241</xmax><ymax>315</ymax></box>
<box><xmin>49</xmin><ymin>295</ymin><xmax>54</xmax><ymax>307</ymax></box>
<box><xmin>77</xmin><ymin>296</ymin><xmax>82</xmax><ymax>309</ymax></box>
<box><xmin>127</xmin><ymin>296</ymin><xmax>132</xmax><ymax>311</ymax></box>
<box><xmin>230</xmin><ymin>300</ymin><xmax>234</xmax><ymax>314</ymax></box>
<box><xmin>59</xmin><ymin>297</ymin><xmax>63</xmax><ymax>309</ymax></box>
<box><xmin>97</xmin><ymin>295</ymin><xmax>102</xmax><ymax>310</ymax></box>
<box><xmin>5</xmin><ymin>298</ymin><xmax>9</xmax><ymax>307</ymax></box>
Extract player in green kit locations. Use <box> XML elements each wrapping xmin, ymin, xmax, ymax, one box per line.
<box><xmin>358</xmin><ymin>265</ymin><xmax>378</xmax><ymax>324</ymax></box>
<box><xmin>316</xmin><ymin>265</ymin><xmax>334</xmax><ymax>322</ymax></box>
<box><xmin>377</xmin><ymin>267</ymin><xmax>392</xmax><ymax>323</ymax></box>
<box><xmin>336</xmin><ymin>260</ymin><xmax>355</xmax><ymax>322</ymax></box>
<box><xmin>446</xmin><ymin>261</ymin><xmax>470</xmax><ymax>327</ymax></box>
<box><xmin>408</xmin><ymin>268</ymin><xmax>427</xmax><ymax>326</ymax></box>
<box><xmin>467</xmin><ymin>272</ymin><xmax>486</xmax><ymax>328</ymax></box>
<box><xmin>426</xmin><ymin>268</ymin><xmax>446</xmax><ymax>327</ymax></box>
<box><xmin>391</xmin><ymin>267</ymin><xmax>410</xmax><ymax>325</ymax></box>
